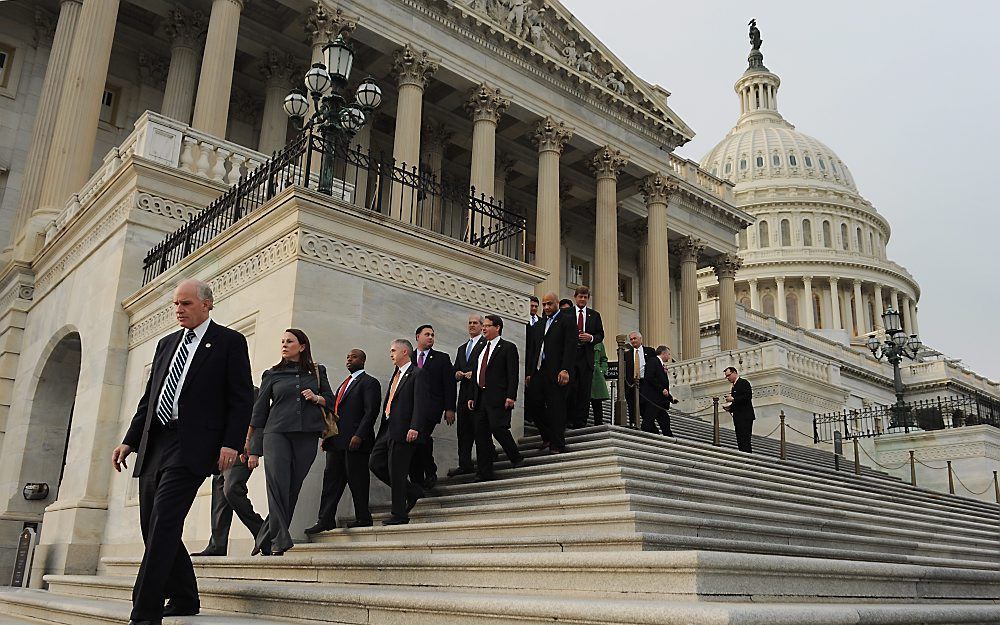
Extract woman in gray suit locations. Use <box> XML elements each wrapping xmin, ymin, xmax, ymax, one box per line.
<box><xmin>246</xmin><ymin>329</ymin><xmax>334</xmax><ymax>555</ymax></box>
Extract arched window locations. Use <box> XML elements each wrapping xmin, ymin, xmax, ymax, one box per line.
<box><xmin>831</xmin><ymin>161</ymin><xmax>839</xmax><ymax>175</ymax></box>
<box><xmin>758</xmin><ymin>221</ymin><xmax>770</xmax><ymax>248</ymax></box>
<box><xmin>849</xmin><ymin>296</ymin><xmax>858</xmax><ymax>336</ymax></box>
<box><xmin>802</xmin><ymin>219</ymin><xmax>813</xmax><ymax>246</ymax></box>
<box><xmin>818</xmin><ymin>157</ymin><xmax>827</xmax><ymax>170</ymax></box>
<box><xmin>804</xmin><ymin>155</ymin><xmax>813</xmax><ymax>167</ymax></box>
<box><xmin>712</xmin><ymin>167</ymin><xmax>718</xmax><ymax>176</ymax></box>
<box><xmin>822</xmin><ymin>220</ymin><xmax>832</xmax><ymax>248</ymax></box>
<box><xmin>840</xmin><ymin>223</ymin><xmax>849</xmax><ymax>250</ymax></box>
<box><xmin>755</xmin><ymin>155</ymin><xmax>764</xmax><ymax>167</ymax></box>
<box><xmin>780</xmin><ymin>219</ymin><xmax>791</xmax><ymax>246</ymax></box>
<box><xmin>868</xmin><ymin>299</ymin><xmax>877</xmax><ymax>331</ymax></box>
<box><xmin>725</xmin><ymin>162</ymin><xmax>732</xmax><ymax>174</ymax></box>
<box><xmin>786</xmin><ymin>293</ymin><xmax>799</xmax><ymax>326</ymax></box>
<box><xmin>772</xmin><ymin>154</ymin><xmax>781</xmax><ymax>166</ymax></box>
<box><xmin>856</xmin><ymin>227</ymin><xmax>864</xmax><ymax>252</ymax></box>
<box><xmin>789</xmin><ymin>154</ymin><xmax>797</xmax><ymax>166</ymax></box>
<box><xmin>738</xmin><ymin>228</ymin><xmax>748</xmax><ymax>249</ymax></box>
<box><xmin>739</xmin><ymin>158</ymin><xmax>747</xmax><ymax>170</ymax></box>
<box><xmin>813</xmin><ymin>294</ymin><xmax>823</xmax><ymax>328</ymax></box>
<box><xmin>762</xmin><ymin>293</ymin><xmax>775</xmax><ymax>316</ymax></box>
<box><xmin>869</xmin><ymin>232</ymin><xmax>875</xmax><ymax>254</ymax></box>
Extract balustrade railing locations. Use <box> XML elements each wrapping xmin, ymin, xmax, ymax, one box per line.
<box><xmin>813</xmin><ymin>394</ymin><xmax>1000</xmax><ymax>443</ymax></box>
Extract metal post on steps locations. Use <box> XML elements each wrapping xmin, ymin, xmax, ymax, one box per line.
<box><xmin>779</xmin><ymin>411</ymin><xmax>786</xmax><ymax>460</ymax></box>
<box><xmin>994</xmin><ymin>471</ymin><xmax>999</xmax><ymax>504</ymax></box>
<box><xmin>947</xmin><ymin>461</ymin><xmax>954</xmax><ymax>494</ymax></box>
<box><xmin>712</xmin><ymin>397</ymin><xmax>720</xmax><ymax>446</ymax></box>
<box><xmin>909</xmin><ymin>451</ymin><xmax>917</xmax><ymax>487</ymax></box>
<box><xmin>833</xmin><ymin>431</ymin><xmax>842</xmax><ymax>472</ymax></box>
<box><xmin>853</xmin><ymin>438</ymin><xmax>861</xmax><ymax>475</ymax></box>
<box><xmin>614</xmin><ymin>334</ymin><xmax>627</xmax><ymax>426</ymax></box>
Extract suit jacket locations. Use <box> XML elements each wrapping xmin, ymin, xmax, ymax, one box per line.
<box><xmin>730</xmin><ymin>377</ymin><xmax>755</xmax><ymax>421</ymax></box>
<box><xmin>412</xmin><ymin>347</ymin><xmax>456</xmax><ymax>424</ymax></box>
<box><xmin>454</xmin><ymin>336</ymin><xmax>487</xmax><ymax>408</ymax></box>
<box><xmin>525</xmin><ymin>311</ymin><xmax>577</xmax><ymax>382</ymax></box>
<box><xmin>470</xmin><ymin>338</ymin><xmax>519</xmax><ymax>427</ymax></box>
<box><xmin>123</xmin><ymin>320</ymin><xmax>253</xmax><ymax>478</ymax></box>
<box><xmin>569</xmin><ymin>307</ymin><xmax>605</xmax><ymax>371</ymax></box>
<box><xmin>376</xmin><ymin>365</ymin><xmax>425</xmax><ymax>443</ymax></box>
<box><xmin>623</xmin><ymin>345</ymin><xmax>657</xmax><ymax>389</ymax></box>
<box><xmin>325</xmin><ymin>371</ymin><xmax>382</xmax><ymax>451</ymax></box>
<box><xmin>640</xmin><ymin>355</ymin><xmax>672</xmax><ymax>410</ymax></box>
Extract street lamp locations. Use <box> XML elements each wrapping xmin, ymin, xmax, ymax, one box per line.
<box><xmin>283</xmin><ymin>35</ymin><xmax>382</xmax><ymax>195</ymax></box>
<box><xmin>866</xmin><ymin>307</ymin><xmax>921</xmax><ymax>431</ymax></box>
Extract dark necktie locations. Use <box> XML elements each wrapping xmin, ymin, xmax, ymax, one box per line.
<box><xmin>577</xmin><ymin>309</ymin><xmax>584</xmax><ymax>332</ymax></box>
<box><xmin>478</xmin><ymin>342</ymin><xmax>491</xmax><ymax>389</ymax></box>
<box><xmin>417</xmin><ymin>352</ymin><xmax>426</xmax><ymax>368</ymax></box>
<box><xmin>156</xmin><ymin>329</ymin><xmax>197</xmax><ymax>425</ymax></box>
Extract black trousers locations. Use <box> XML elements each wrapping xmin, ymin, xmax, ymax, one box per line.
<box><xmin>624</xmin><ymin>381</ymin><xmax>641</xmax><ymax>427</ymax></box>
<box><xmin>370</xmin><ymin>433</ymin><xmax>424</xmax><ymax>520</ymax></box>
<box><xmin>454</xmin><ymin>400</ymin><xmax>476</xmax><ymax>471</ymax></box>
<box><xmin>567</xmin><ymin>358</ymin><xmax>593</xmax><ymax>427</ymax></box>
<box><xmin>408</xmin><ymin>420</ymin><xmax>438</xmax><ymax>485</ymax></box>
<box><xmin>733</xmin><ymin>416</ymin><xmax>754</xmax><ymax>453</ymax></box>
<box><xmin>131</xmin><ymin>427</ymin><xmax>204</xmax><ymax>621</ymax></box>
<box><xmin>640</xmin><ymin>399</ymin><xmax>673</xmax><ymax>437</ymax></box>
<box><xmin>473</xmin><ymin>404</ymin><xmax>522</xmax><ymax>478</ymax></box>
<box><xmin>526</xmin><ymin>371</ymin><xmax>567</xmax><ymax>451</ymax></box>
<box><xmin>256</xmin><ymin>431</ymin><xmax>318</xmax><ymax>554</ymax></box>
<box><xmin>316</xmin><ymin>445</ymin><xmax>373</xmax><ymax>525</ymax></box>
<box><xmin>205</xmin><ymin>460</ymin><xmax>264</xmax><ymax>554</ymax></box>
<box><xmin>590</xmin><ymin>399</ymin><xmax>605</xmax><ymax>426</ymax></box>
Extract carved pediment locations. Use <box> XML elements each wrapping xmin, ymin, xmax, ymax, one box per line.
<box><xmin>437</xmin><ymin>0</ymin><xmax>693</xmax><ymax>147</ymax></box>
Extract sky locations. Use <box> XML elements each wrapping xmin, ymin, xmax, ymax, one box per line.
<box><xmin>565</xmin><ymin>0</ymin><xmax>1000</xmax><ymax>381</ymax></box>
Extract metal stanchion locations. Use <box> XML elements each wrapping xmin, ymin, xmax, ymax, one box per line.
<box><xmin>614</xmin><ymin>334</ymin><xmax>627</xmax><ymax>427</ymax></box>
<box><xmin>779</xmin><ymin>411</ymin><xmax>786</xmax><ymax>460</ymax></box>
<box><xmin>993</xmin><ymin>471</ymin><xmax>999</xmax><ymax>504</ymax></box>
<box><xmin>712</xmin><ymin>397</ymin><xmax>720</xmax><ymax>446</ymax></box>
<box><xmin>947</xmin><ymin>461</ymin><xmax>954</xmax><ymax>495</ymax></box>
<box><xmin>833</xmin><ymin>432</ymin><xmax>842</xmax><ymax>472</ymax></box>
<box><xmin>909</xmin><ymin>450</ymin><xmax>917</xmax><ymax>487</ymax></box>
<box><xmin>853</xmin><ymin>438</ymin><xmax>861</xmax><ymax>475</ymax></box>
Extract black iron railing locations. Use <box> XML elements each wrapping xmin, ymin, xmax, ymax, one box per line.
<box><xmin>813</xmin><ymin>394</ymin><xmax>1000</xmax><ymax>443</ymax></box>
<box><xmin>141</xmin><ymin>132</ymin><xmax>526</xmax><ymax>285</ymax></box>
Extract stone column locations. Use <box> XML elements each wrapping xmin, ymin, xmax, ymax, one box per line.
<box><xmin>418</xmin><ymin>121</ymin><xmax>450</xmax><ymax>229</ymax></box>
<box><xmin>160</xmin><ymin>7</ymin><xmax>206</xmax><ymax>125</ymax></box>
<box><xmin>465</xmin><ymin>83</ymin><xmax>510</xmax><ymax>243</ymax></box>
<box><xmin>828</xmin><ymin>277</ymin><xmax>842</xmax><ymax>330</ymax></box>
<box><xmin>909</xmin><ymin>299</ymin><xmax>919</xmax><ymax>336</ymax></box>
<box><xmin>37</xmin><ymin>0</ymin><xmax>121</xmax><ymax>216</ymax></box>
<box><xmin>889</xmin><ymin>288</ymin><xmax>900</xmax><ymax>314</ymax></box>
<box><xmin>640</xmin><ymin>173</ymin><xmax>674</xmax><ymax>348</ymax></box>
<box><xmin>635</xmin><ymin>225</ymin><xmax>650</xmax><ymax>339</ymax></box>
<box><xmin>900</xmin><ymin>293</ymin><xmax>912</xmax><ymax>334</ymax></box>
<box><xmin>679</xmin><ymin>236</ymin><xmax>704</xmax><ymax>359</ymax></box>
<box><xmin>748</xmin><ymin>278</ymin><xmax>760</xmax><ymax>311</ymax></box>
<box><xmin>589</xmin><ymin>146</ymin><xmax>629</xmax><ymax>342</ymax></box>
<box><xmin>495</xmin><ymin>153</ymin><xmax>514</xmax><ymax>206</ymax></box>
<box><xmin>852</xmin><ymin>279</ymin><xmax>866</xmax><ymax>335</ymax></box>
<box><xmin>714</xmin><ymin>253</ymin><xmax>742</xmax><ymax>351</ymax></box>
<box><xmin>775</xmin><ymin>276</ymin><xmax>787</xmax><ymax>322</ymax></box>
<box><xmin>873</xmin><ymin>284</ymin><xmax>885</xmax><ymax>329</ymax></box>
<box><xmin>389</xmin><ymin>44</ymin><xmax>438</xmax><ymax>224</ymax></box>
<box><xmin>10</xmin><ymin>0</ymin><xmax>83</xmax><ymax>259</ymax></box>
<box><xmin>257</xmin><ymin>50</ymin><xmax>296</xmax><ymax>155</ymax></box>
<box><xmin>802</xmin><ymin>276</ymin><xmax>815</xmax><ymax>329</ymax></box>
<box><xmin>191</xmin><ymin>0</ymin><xmax>245</xmax><ymax>138</ymax></box>
<box><xmin>349</xmin><ymin>122</ymin><xmax>373</xmax><ymax>210</ymax></box>
<box><xmin>532</xmin><ymin>117</ymin><xmax>573</xmax><ymax>296</ymax></box>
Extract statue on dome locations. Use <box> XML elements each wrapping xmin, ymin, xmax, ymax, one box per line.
<box><xmin>748</xmin><ymin>19</ymin><xmax>763</xmax><ymax>50</ymax></box>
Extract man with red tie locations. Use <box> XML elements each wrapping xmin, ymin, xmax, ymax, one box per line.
<box><xmin>305</xmin><ymin>349</ymin><xmax>382</xmax><ymax>534</ymax></box>
<box><xmin>567</xmin><ymin>286</ymin><xmax>605</xmax><ymax>429</ymax></box>
<box><xmin>468</xmin><ymin>315</ymin><xmax>523</xmax><ymax>481</ymax></box>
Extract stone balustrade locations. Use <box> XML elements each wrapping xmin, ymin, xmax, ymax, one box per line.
<box><xmin>44</xmin><ymin>111</ymin><xmax>268</xmax><ymax>245</ymax></box>
<box><xmin>668</xmin><ymin>153</ymin><xmax>734</xmax><ymax>204</ymax></box>
<box><xmin>669</xmin><ymin>340</ymin><xmax>835</xmax><ymax>387</ymax></box>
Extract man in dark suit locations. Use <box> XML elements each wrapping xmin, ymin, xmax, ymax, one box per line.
<box><xmin>409</xmin><ymin>324</ymin><xmax>456</xmax><ymax>489</ymax></box>
<box><xmin>724</xmin><ymin>366</ymin><xmax>755</xmax><ymax>453</ymax></box>
<box><xmin>468</xmin><ymin>315</ymin><xmax>523</xmax><ymax>480</ymax></box>
<box><xmin>112</xmin><ymin>279</ymin><xmax>253</xmax><ymax>625</ymax></box>
<box><xmin>640</xmin><ymin>346</ymin><xmax>675</xmax><ymax>437</ymax></box>
<box><xmin>305</xmin><ymin>349</ymin><xmax>382</xmax><ymax>534</ymax></box>
<box><xmin>567</xmin><ymin>286</ymin><xmax>605</xmax><ymax>428</ymax></box>
<box><xmin>622</xmin><ymin>331</ymin><xmax>656</xmax><ymax>428</ymax></box>
<box><xmin>524</xmin><ymin>297</ymin><xmax>540</xmax><ymax>426</ymax></box>
<box><xmin>525</xmin><ymin>292</ymin><xmax>576</xmax><ymax>454</ymax></box>
<box><xmin>369</xmin><ymin>339</ymin><xmax>426</xmax><ymax>525</ymax></box>
<box><xmin>447</xmin><ymin>314</ymin><xmax>486</xmax><ymax>477</ymax></box>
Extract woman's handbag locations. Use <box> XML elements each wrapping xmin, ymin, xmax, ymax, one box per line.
<box><xmin>315</xmin><ymin>366</ymin><xmax>339</xmax><ymax>438</ymax></box>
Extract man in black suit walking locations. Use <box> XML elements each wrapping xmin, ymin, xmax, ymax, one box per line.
<box><xmin>409</xmin><ymin>324</ymin><xmax>456</xmax><ymax>489</ymax></box>
<box><xmin>567</xmin><ymin>286</ymin><xmax>605</xmax><ymax>428</ymax></box>
<box><xmin>369</xmin><ymin>339</ymin><xmax>426</xmax><ymax>525</ymax></box>
<box><xmin>723</xmin><ymin>366</ymin><xmax>755</xmax><ymax>453</ymax></box>
<box><xmin>641</xmin><ymin>346</ymin><xmax>676</xmax><ymax>437</ymax></box>
<box><xmin>468</xmin><ymin>315</ymin><xmax>523</xmax><ymax>480</ymax></box>
<box><xmin>448</xmin><ymin>314</ymin><xmax>486</xmax><ymax>477</ymax></box>
<box><xmin>622</xmin><ymin>331</ymin><xmax>655</xmax><ymax>428</ymax></box>
<box><xmin>305</xmin><ymin>349</ymin><xmax>382</xmax><ymax>533</ymax></box>
<box><xmin>525</xmin><ymin>292</ymin><xmax>576</xmax><ymax>454</ymax></box>
<box><xmin>112</xmin><ymin>279</ymin><xmax>253</xmax><ymax>625</ymax></box>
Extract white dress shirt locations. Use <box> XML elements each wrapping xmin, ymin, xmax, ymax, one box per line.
<box><xmin>386</xmin><ymin>361</ymin><xmax>412</xmax><ymax>419</ymax></box>
<box><xmin>160</xmin><ymin>317</ymin><xmax>212</xmax><ymax>420</ymax></box>
<box><xmin>475</xmin><ymin>335</ymin><xmax>502</xmax><ymax>380</ymax></box>
<box><xmin>575</xmin><ymin>306</ymin><xmax>593</xmax><ymax>342</ymax></box>
<box><xmin>338</xmin><ymin>368</ymin><xmax>365</xmax><ymax>395</ymax></box>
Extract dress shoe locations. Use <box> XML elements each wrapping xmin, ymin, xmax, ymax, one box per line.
<box><xmin>508</xmin><ymin>457</ymin><xmax>524</xmax><ymax>469</ymax></box>
<box><xmin>127</xmin><ymin>620</ymin><xmax>161</xmax><ymax>625</ymax></box>
<box><xmin>162</xmin><ymin>602</ymin><xmax>199</xmax><ymax>617</ymax></box>
<box><xmin>382</xmin><ymin>517</ymin><xmax>409</xmax><ymax>525</ymax></box>
<box><xmin>474</xmin><ymin>474</ymin><xmax>496</xmax><ymax>482</ymax></box>
<box><xmin>190</xmin><ymin>548</ymin><xmax>225</xmax><ymax>557</ymax></box>
<box><xmin>347</xmin><ymin>519</ymin><xmax>373</xmax><ymax>528</ymax></box>
<box><xmin>537</xmin><ymin>441</ymin><xmax>550</xmax><ymax>450</ymax></box>
<box><xmin>447</xmin><ymin>466</ymin><xmax>474</xmax><ymax>477</ymax></box>
<box><xmin>250</xmin><ymin>541</ymin><xmax>272</xmax><ymax>556</ymax></box>
<box><xmin>304</xmin><ymin>521</ymin><xmax>336</xmax><ymax>535</ymax></box>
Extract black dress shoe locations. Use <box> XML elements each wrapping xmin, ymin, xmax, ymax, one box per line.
<box><xmin>128</xmin><ymin>620</ymin><xmax>161</xmax><ymax>625</ymax></box>
<box><xmin>162</xmin><ymin>602</ymin><xmax>199</xmax><ymax>617</ymax></box>
<box><xmin>508</xmin><ymin>457</ymin><xmax>524</xmax><ymax>468</ymax></box>
<box><xmin>447</xmin><ymin>466</ymin><xmax>474</xmax><ymax>477</ymax></box>
<box><xmin>190</xmin><ymin>548</ymin><xmax>225</xmax><ymax>557</ymax></box>
<box><xmin>474</xmin><ymin>474</ymin><xmax>497</xmax><ymax>482</ymax></box>
<box><xmin>304</xmin><ymin>521</ymin><xmax>336</xmax><ymax>535</ymax></box>
<box><xmin>382</xmin><ymin>517</ymin><xmax>409</xmax><ymax>525</ymax></box>
<box><xmin>347</xmin><ymin>519</ymin><xmax>373</xmax><ymax>528</ymax></box>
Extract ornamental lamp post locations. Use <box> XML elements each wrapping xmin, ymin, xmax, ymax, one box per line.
<box><xmin>866</xmin><ymin>307</ymin><xmax>921</xmax><ymax>432</ymax></box>
<box><xmin>283</xmin><ymin>35</ymin><xmax>382</xmax><ymax>195</ymax></box>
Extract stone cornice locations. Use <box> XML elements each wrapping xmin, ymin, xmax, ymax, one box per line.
<box><xmin>734</xmin><ymin>256</ymin><xmax>920</xmax><ymax>296</ymax></box>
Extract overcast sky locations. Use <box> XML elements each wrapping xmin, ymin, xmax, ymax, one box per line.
<box><xmin>565</xmin><ymin>0</ymin><xmax>1000</xmax><ymax>380</ymax></box>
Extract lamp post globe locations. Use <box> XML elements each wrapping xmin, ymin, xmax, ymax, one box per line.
<box><xmin>882</xmin><ymin>308</ymin><xmax>902</xmax><ymax>334</ymax></box>
<box><xmin>355</xmin><ymin>77</ymin><xmax>382</xmax><ymax>109</ymax></box>
<box><xmin>323</xmin><ymin>35</ymin><xmax>355</xmax><ymax>86</ymax></box>
<box><xmin>283</xmin><ymin>91</ymin><xmax>309</xmax><ymax>120</ymax></box>
<box><xmin>304</xmin><ymin>63</ymin><xmax>332</xmax><ymax>96</ymax></box>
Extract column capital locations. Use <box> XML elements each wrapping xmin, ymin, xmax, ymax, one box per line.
<box><xmin>853</xmin><ymin>278</ymin><xmax>863</xmax><ymax>288</ymax></box>
<box><xmin>803</xmin><ymin>275</ymin><xmax>813</xmax><ymax>283</ymax></box>
<box><xmin>137</xmin><ymin>52</ymin><xmax>169</xmax><ymax>88</ymax></box>
<box><xmin>532</xmin><ymin>116</ymin><xmax>573</xmax><ymax>154</ymax></box>
<box><xmin>32</xmin><ymin>4</ymin><xmax>58</xmax><ymax>49</ymax></box>
<box><xmin>714</xmin><ymin>253</ymin><xmax>743</xmax><ymax>280</ymax></box>
<box><xmin>258</xmin><ymin>48</ymin><xmax>298</xmax><ymax>86</ymax></box>
<box><xmin>465</xmin><ymin>83</ymin><xmax>510</xmax><ymax>123</ymax></box>
<box><xmin>748</xmin><ymin>277</ymin><xmax>758</xmax><ymax>286</ymax></box>
<box><xmin>304</xmin><ymin>0</ymin><xmax>356</xmax><ymax>45</ymax></box>
<box><xmin>624</xmin><ymin>221</ymin><xmax>647</xmax><ymax>242</ymax></box>
<box><xmin>393</xmin><ymin>44</ymin><xmax>439</xmax><ymax>89</ymax></box>
<box><xmin>639</xmin><ymin>172</ymin><xmax>678</xmax><ymax>206</ymax></box>
<box><xmin>829</xmin><ymin>276</ymin><xmax>840</xmax><ymax>285</ymax></box>
<box><xmin>421</xmin><ymin>120</ymin><xmax>452</xmax><ymax>154</ymax></box>
<box><xmin>677</xmin><ymin>235</ymin><xmax>704</xmax><ymax>264</ymax></box>
<box><xmin>589</xmin><ymin>145</ymin><xmax>629</xmax><ymax>180</ymax></box>
<box><xmin>497</xmin><ymin>152</ymin><xmax>516</xmax><ymax>181</ymax></box>
<box><xmin>164</xmin><ymin>6</ymin><xmax>207</xmax><ymax>49</ymax></box>
<box><xmin>776</xmin><ymin>276</ymin><xmax>785</xmax><ymax>285</ymax></box>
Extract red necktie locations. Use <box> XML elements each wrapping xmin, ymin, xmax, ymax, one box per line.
<box><xmin>478</xmin><ymin>342</ymin><xmax>491</xmax><ymax>389</ymax></box>
<box><xmin>577</xmin><ymin>309</ymin><xmax>584</xmax><ymax>332</ymax></box>
<box><xmin>334</xmin><ymin>375</ymin><xmax>351</xmax><ymax>416</ymax></box>
<box><xmin>417</xmin><ymin>352</ymin><xmax>425</xmax><ymax>368</ymax></box>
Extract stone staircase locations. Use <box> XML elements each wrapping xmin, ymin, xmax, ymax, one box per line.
<box><xmin>2</xmin><ymin>425</ymin><xmax>998</xmax><ymax>625</ymax></box>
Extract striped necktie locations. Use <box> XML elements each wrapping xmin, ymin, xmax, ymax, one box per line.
<box><xmin>156</xmin><ymin>329</ymin><xmax>197</xmax><ymax>425</ymax></box>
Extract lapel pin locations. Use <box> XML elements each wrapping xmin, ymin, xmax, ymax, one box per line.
<box><xmin>205</xmin><ymin>343</ymin><xmax>212</xmax><ymax>348</ymax></box>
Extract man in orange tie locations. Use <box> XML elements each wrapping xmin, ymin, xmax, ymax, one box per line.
<box><xmin>305</xmin><ymin>349</ymin><xmax>382</xmax><ymax>534</ymax></box>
